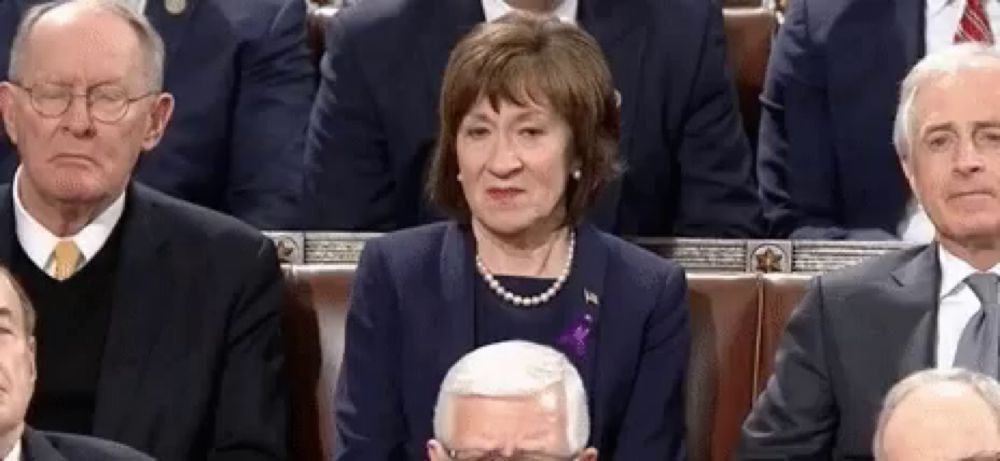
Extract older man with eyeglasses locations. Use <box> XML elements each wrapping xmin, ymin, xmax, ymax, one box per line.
<box><xmin>426</xmin><ymin>341</ymin><xmax>599</xmax><ymax>461</ymax></box>
<box><xmin>0</xmin><ymin>0</ymin><xmax>288</xmax><ymax>459</ymax></box>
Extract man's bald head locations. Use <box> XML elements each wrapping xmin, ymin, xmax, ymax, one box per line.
<box><xmin>874</xmin><ymin>369</ymin><xmax>1000</xmax><ymax>461</ymax></box>
<box><xmin>8</xmin><ymin>0</ymin><xmax>164</xmax><ymax>92</ymax></box>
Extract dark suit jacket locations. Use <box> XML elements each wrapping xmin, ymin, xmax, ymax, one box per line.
<box><xmin>22</xmin><ymin>427</ymin><xmax>153</xmax><ymax>461</ymax></box>
<box><xmin>0</xmin><ymin>184</ymin><xmax>288</xmax><ymax>461</ymax></box>
<box><xmin>0</xmin><ymin>0</ymin><xmax>315</xmax><ymax>229</ymax></box>
<box><xmin>301</xmin><ymin>0</ymin><xmax>763</xmax><ymax>237</ymax></box>
<box><xmin>334</xmin><ymin>221</ymin><xmax>690</xmax><ymax>459</ymax></box>
<box><xmin>739</xmin><ymin>245</ymin><xmax>939</xmax><ymax>459</ymax></box>
<box><xmin>757</xmin><ymin>0</ymin><xmax>925</xmax><ymax>239</ymax></box>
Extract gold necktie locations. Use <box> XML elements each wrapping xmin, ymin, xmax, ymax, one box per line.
<box><xmin>52</xmin><ymin>240</ymin><xmax>81</xmax><ymax>281</ymax></box>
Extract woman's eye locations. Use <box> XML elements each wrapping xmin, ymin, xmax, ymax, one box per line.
<box><xmin>464</xmin><ymin>127</ymin><xmax>489</xmax><ymax>138</ymax></box>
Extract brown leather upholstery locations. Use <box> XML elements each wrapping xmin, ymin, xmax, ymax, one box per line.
<box><xmin>756</xmin><ymin>274</ymin><xmax>813</xmax><ymax>394</ymax></box>
<box><xmin>722</xmin><ymin>7</ymin><xmax>777</xmax><ymax>145</ymax></box>
<box><xmin>283</xmin><ymin>264</ymin><xmax>354</xmax><ymax>461</ymax></box>
<box><xmin>280</xmin><ymin>266</ymin><xmax>813</xmax><ymax>460</ymax></box>
<box><xmin>686</xmin><ymin>274</ymin><xmax>761</xmax><ymax>461</ymax></box>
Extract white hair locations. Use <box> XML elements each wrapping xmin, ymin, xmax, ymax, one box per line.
<box><xmin>893</xmin><ymin>43</ymin><xmax>1000</xmax><ymax>159</ymax></box>
<box><xmin>432</xmin><ymin>340</ymin><xmax>590</xmax><ymax>453</ymax></box>
<box><xmin>8</xmin><ymin>0</ymin><xmax>165</xmax><ymax>92</ymax></box>
<box><xmin>872</xmin><ymin>368</ymin><xmax>1000</xmax><ymax>460</ymax></box>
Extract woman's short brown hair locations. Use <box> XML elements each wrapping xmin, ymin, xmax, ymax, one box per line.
<box><xmin>427</xmin><ymin>11</ymin><xmax>622</xmax><ymax>226</ymax></box>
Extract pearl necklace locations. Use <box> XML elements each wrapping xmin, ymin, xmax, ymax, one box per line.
<box><xmin>475</xmin><ymin>231</ymin><xmax>575</xmax><ymax>307</ymax></box>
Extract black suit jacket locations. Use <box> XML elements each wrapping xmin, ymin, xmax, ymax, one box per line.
<box><xmin>756</xmin><ymin>0</ymin><xmax>925</xmax><ymax>239</ymax></box>
<box><xmin>739</xmin><ymin>245</ymin><xmax>938</xmax><ymax>459</ymax></box>
<box><xmin>23</xmin><ymin>427</ymin><xmax>152</xmax><ymax>461</ymax></box>
<box><xmin>301</xmin><ymin>0</ymin><xmax>763</xmax><ymax>237</ymax></box>
<box><xmin>0</xmin><ymin>184</ymin><xmax>288</xmax><ymax>461</ymax></box>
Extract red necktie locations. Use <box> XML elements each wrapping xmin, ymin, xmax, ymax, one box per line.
<box><xmin>955</xmin><ymin>0</ymin><xmax>994</xmax><ymax>45</ymax></box>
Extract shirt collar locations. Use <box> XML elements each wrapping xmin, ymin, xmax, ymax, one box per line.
<box><xmin>938</xmin><ymin>244</ymin><xmax>1000</xmax><ymax>299</ymax></box>
<box><xmin>928</xmin><ymin>0</ymin><xmax>996</xmax><ymax>16</ymax></box>
<box><xmin>928</xmin><ymin>0</ymin><xmax>950</xmax><ymax>15</ymax></box>
<box><xmin>13</xmin><ymin>167</ymin><xmax>126</xmax><ymax>269</ymax></box>
<box><xmin>2</xmin><ymin>438</ymin><xmax>21</xmax><ymax>461</ymax></box>
<box><xmin>482</xmin><ymin>0</ymin><xmax>578</xmax><ymax>24</ymax></box>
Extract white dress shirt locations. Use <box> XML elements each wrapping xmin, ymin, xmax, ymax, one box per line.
<box><xmin>13</xmin><ymin>169</ymin><xmax>126</xmax><ymax>278</ymax></box>
<box><xmin>935</xmin><ymin>245</ymin><xmax>1000</xmax><ymax>367</ymax></box>
<box><xmin>898</xmin><ymin>0</ymin><xmax>1000</xmax><ymax>242</ymax></box>
<box><xmin>482</xmin><ymin>0</ymin><xmax>578</xmax><ymax>23</ymax></box>
<box><xmin>118</xmin><ymin>0</ymin><xmax>147</xmax><ymax>14</ymax></box>
<box><xmin>2</xmin><ymin>440</ymin><xmax>21</xmax><ymax>461</ymax></box>
<box><xmin>926</xmin><ymin>0</ymin><xmax>1000</xmax><ymax>53</ymax></box>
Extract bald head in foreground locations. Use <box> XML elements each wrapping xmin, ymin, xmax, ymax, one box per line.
<box><xmin>428</xmin><ymin>341</ymin><xmax>599</xmax><ymax>461</ymax></box>
<box><xmin>874</xmin><ymin>369</ymin><xmax>1000</xmax><ymax>461</ymax></box>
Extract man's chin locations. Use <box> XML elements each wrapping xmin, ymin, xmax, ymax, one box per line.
<box><xmin>940</xmin><ymin>225</ymin><xmax>1000</xmax><ymax>250</ymax></box>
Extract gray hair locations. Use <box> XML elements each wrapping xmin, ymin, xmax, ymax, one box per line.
<box><xmin>432</xmin><ymin>340</ymin><xmax>590</xmax><ymax>454</ymax></box>
<box><xmin>873</xmin><ymin>368</ymin><xmax>1000</xmax><ymax>460</ymax></box>
<box><xmin>893</xmin><ymin>43</ymin><xmax>1000</xmax><ymax>159</ymax></box>
<box><xmin>8</xmin><ymin>0</ymin><xmax>165</xmax><ymax>92</ymax></box>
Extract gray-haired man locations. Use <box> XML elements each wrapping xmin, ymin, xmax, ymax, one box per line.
<box><xmin>741</xmin><ymin>43</ymin><xmax>1000</xmax><ymax>458</ymax></box>
<box><xmin>427</xmin><ymin>341</ymin><xmax>598</xmax><ymax>461</ymax></box>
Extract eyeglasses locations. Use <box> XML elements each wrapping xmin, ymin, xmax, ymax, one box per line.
<box><xmin>11</xmin><ymin>81</ymin><xmax>155</xmax><ymax>123</ymax></box>
<box><xmin>446</xmin><ymin>448</ymin><xmax>577</xmax><ymax>461</ymax></box>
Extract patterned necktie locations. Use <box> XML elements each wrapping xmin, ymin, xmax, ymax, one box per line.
<box><xmin>51</xmin><ymin>240</ymin><xmax>81</xmax><ymax>281</ymax></box>
<box><xmin>955</xmin><ymin>0</ymin><xmax>994</xmax><ymax>45</ymax></box>
<box><xmin>954</xmin><ymin>273</ymin><xmax>1000</xmax><ymax>377</ymax></box>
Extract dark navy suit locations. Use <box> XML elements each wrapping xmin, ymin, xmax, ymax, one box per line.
<box><xmin>22</xmin><ymin>427</ymin><xmax>153</xmax><ymax>461</ymax></box>
<box><xmin>301</xmin><ymin>0</ymin><xmax>763</xmax><ymax>237</ymax></box>
<box><xmin>334</xmin><ymin>221</ymin><xmax>690</xmax><ymax>459</ymax></box>
<box><xmin>757</xmin><ymin>0</ymin><xmax>925</xmax><ymax>239</ymax></box>
<box><xmin>0</xmin><ymin>0</ymin><xmax>315</xmax><ymax>229</ymax></box>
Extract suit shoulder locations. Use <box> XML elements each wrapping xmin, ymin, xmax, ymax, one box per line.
<box><xmin>135</xmin><ymin>185</ymin><xmax>271</xmax><ymax>250</ymax></box>
<box><xmin>817</xmin><ymin>245</ymin><xmax>926</xmax><ymax>292</ymax></box>
<box><xmin>598</xmin><ymin>231</ymin><xmax>684</xmax><ymax>286</ymax></box>
<box><xmin>175</xmin><ymin>0</ymin><xmax>307</xmax><ymax>45</ymax></box>
<box><xmin>364</xmin><ymin>221</ymin><xmax>450</xmax><ymax>263</ymax></box>
<box><xmin>334</xmin><ymin>0</ymin><xmax>424</xmax><ymax>37</ymax></box>
<box><xmin>36</xmin><ymin>431</ymin><xmax>153</xmax><ymax>461</ymax></box>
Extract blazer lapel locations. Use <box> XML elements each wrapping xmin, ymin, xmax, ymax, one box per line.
<box><xmin>888</xmin><ymin>244</ymin><xmax>940</xmax><ymax>379</ymax></box>
<box><xmin>436</xmin><ymin>222</ymin><xmax>476</xmax><ymax>377</ymax></box>
<box><xmin>92</xmin><ymin>185</ymin><xmax>172</xmax><ymax>440</ymax></box>
<box><xmin>419</xmin><ymin>0</ymin><xmax>484</xmax><ymax>107</ymax></box>
<box><xmin>577</xmin><ymin>0</ymin><xmax>645</xmax><ymax>231</ymax></box>
<box><xmin>558</xmin><ymin>224</ymin><xmax>608</xmax><ymax>413</ymax></box>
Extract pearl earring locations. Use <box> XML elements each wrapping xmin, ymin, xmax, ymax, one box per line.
<box><xmin>572</xmin><ymin>169</ymin><xmax>582</xmax><ymax>180</ymax></box>
<box><xmin>456</xmin><ymin>173</ymin><xmax>462</xmax><ymax>182</ymax></box>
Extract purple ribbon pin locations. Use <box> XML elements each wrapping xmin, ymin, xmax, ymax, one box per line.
<box><xmin>557</xmin><ymin>289</ymin><xmax>599</xmax><ymax>359</ymax></box>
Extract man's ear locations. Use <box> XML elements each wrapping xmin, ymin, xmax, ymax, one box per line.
<box><xmin>898</xmin><ymin>151</ymin><xmax>920</xmax><ymax>204</ymax></box>
<box><xmin>140</xmin><ymin>92</ymin><xmax>174</xmax><ymax>152</ymax></box>
<box><xmin>26</xmin><ymin>335</ymin><xmax>35</xmax><ymax>384</ymax></box>
<box><xmin>0</xmin><ymin>83</ymin><xmax>19</xmax><ymax>146</ymax></box>
<box><xmin>577</xmin><ymin>447</ymin><xmax>598</xmax><ymax>461</ymax></box>
<box><xmin>427</xmin><ymin>439</ymin><xmax>449</xmax><ymax>461</ymax></box>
